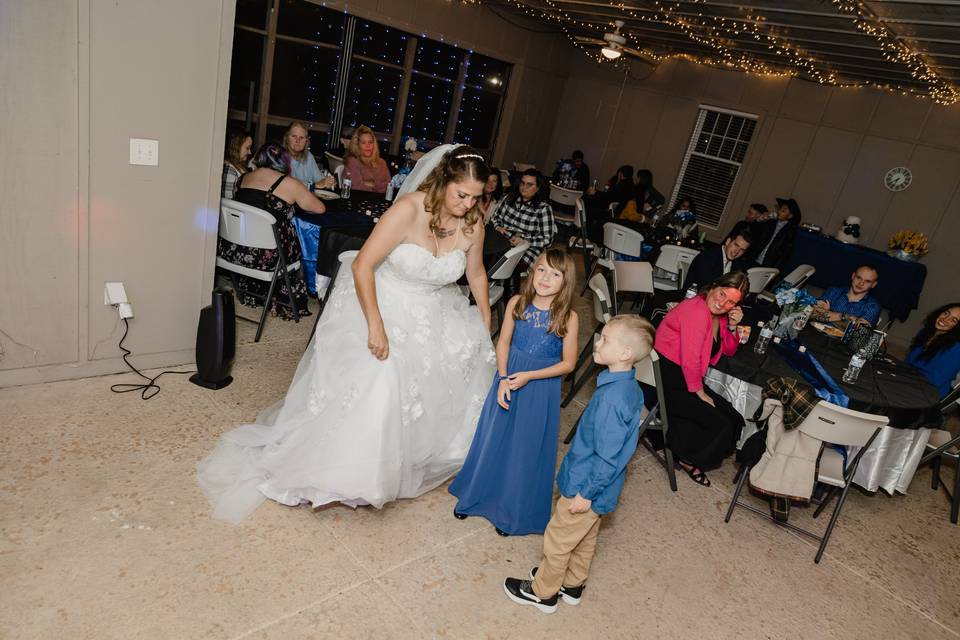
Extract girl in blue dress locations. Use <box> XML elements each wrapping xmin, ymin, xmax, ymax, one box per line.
<box><xmin>450</xmin><ymin>249</ymin><xmax>579</xmax><ymax>535</ymax></box>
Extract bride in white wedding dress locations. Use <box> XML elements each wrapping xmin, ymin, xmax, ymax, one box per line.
<box><xmin>198</xmin><ymin>145</ymin><xmax>497</xmax><ymax>523</ymax></box>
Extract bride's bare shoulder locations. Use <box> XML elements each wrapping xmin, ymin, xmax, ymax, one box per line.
<box><xmin>381</xmin><ymin>192</ymin><xmax>422</xmax><ymax>222</ymax></box>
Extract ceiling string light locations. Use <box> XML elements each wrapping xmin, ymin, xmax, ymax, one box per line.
<box><xmin>482</xmin><ymin>0</ymin><xmax>957</xmax><ymax>105</ymax></box>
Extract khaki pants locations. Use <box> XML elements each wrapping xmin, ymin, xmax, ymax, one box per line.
<box><xmin>532</xmin><ymin>495</ymin><xmax>602</xmax><ymax>599</ymax></box>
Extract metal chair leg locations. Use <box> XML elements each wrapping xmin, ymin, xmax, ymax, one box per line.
<box><xmin>725</xmin><ymin>463</ymin><xmax>751</xmax><ymax>523</ymax></box>
<box><xmin>563</xmin><ymin>404</ymin><xmax>588</xmax><ymax>444</ymax></box>
<box><xmin>255</xmin><ymin>266</ymin><xmax>281</xmax><ymax>343</ymax></box>
<box><xmin>815</xmin><ymin>481</ymin><xmax>854</xmax><ymax>563</ymax></box>
<box><xmin>812</xmin><ymin>486</ymin><xmax>837</xmax><ymax>519</ymax></box>
<box><xmin>565</xmin><ymin>330</ymin><xmax>597</xmax><ymax>382</ymax></box>
<box><xmin>932</xmin><ymin>456</ymin><xmax>942</xmax><ymax>490</ymax></box>
<box><xmin>951</xmin><ymin>462</ymin><xmax>960</xmax><ymax>524</ymax></box>
<box><xmin>664</xmin><ymin>444</ymin><xmax>677</xmax><ymax>491</ymax></box>
<box><xmin>561</xmin><ymin>363</ymin><xmax>601</xmax><ymax>408</ymax></box>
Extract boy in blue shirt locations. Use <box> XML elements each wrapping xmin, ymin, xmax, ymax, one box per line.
<box><xmin>503</xmin><ymin>314</ymin><xmax>655</xmax><ymax>614</ymax></box>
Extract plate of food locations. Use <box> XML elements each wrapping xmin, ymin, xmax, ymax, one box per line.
<box><xmin>810</xmin><ymin>321</ymin><xmax>845</xmax><ymax>338</ymax></box>
<box><xmin>314</xmin><ymin>189</ymin><xmax>340</xmax><ymax>200</ymax></box>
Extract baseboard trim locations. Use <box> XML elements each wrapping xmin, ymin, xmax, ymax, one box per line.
<box><xmin>0</xmin><ymin>349</ymin><xmax>196</xmax><ymax>388</ymax></box>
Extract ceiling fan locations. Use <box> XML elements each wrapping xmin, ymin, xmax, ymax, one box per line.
<box><xmin>575</xmin><ymin>20</ymin><xmax>656</xmax><ymax>64</ymax></box>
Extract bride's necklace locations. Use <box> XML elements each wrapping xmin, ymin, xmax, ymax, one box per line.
<box><xmin>432</xmin><ymin>217</ymin><xmax>462</xmax><ymax>254</ymax></box>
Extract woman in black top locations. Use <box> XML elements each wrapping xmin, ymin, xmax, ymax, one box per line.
<box><xmin>219</xmin><ymin>143</ymin><xmax>326</xmax><ymax>317</ymax></box>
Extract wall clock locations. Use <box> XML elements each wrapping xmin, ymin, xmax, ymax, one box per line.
<box><xmin>884</xmin><ymin>166</ymin><xmax>912</xmax><ymax>192</ymax></box>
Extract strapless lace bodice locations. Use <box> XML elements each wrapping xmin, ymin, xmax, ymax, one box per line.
<box><xmin>377</xmin><ymin>244</ymin><xmax>466</xmax><ymax>293</ymax></box>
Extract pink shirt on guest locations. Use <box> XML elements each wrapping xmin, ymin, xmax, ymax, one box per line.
<box><xmin>342</xmin><ymin>156</ymin><xmax>391</xmax><ymax>194</ymax></box>
<box><xmin>654</xmin><ymin>296</ymin><xmax>739</xmax><ymax>393</ymax></box>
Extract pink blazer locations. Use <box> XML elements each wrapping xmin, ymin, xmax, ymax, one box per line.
<box><xmin>654</xmin><ymin>296</ymin><xmax>739</xmax><ymax>393</ymax></box>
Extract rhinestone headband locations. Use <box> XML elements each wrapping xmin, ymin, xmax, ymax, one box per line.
<box><xmin>455</xmin><ymin>153</ymin><xmax>483</xmax><ymax>160</ymax></box>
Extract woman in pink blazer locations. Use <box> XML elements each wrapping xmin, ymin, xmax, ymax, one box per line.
<box><xmin>654</xmin><ymin>271</ymin><xmax>749</xmax><ymax>486</ymax></box>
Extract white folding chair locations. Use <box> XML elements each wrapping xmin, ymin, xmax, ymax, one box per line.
<box><xmin>549</xmin><ymin>183</ymin><xmax>582</xmax><ymax>229</ymax></box>
<box><xmin>746</xmin><ymin>267</ymin><xmax>780</xmax><ymax>295</ymax></box>
<box><xmin>633</xmin><ymin>349</ymin><xmax>678</xmax><ymax>491</ymax></box>
<box><xmin>604</xmin><ymin>222</ymin><xmax>644</xmax><ymax>258</ymax></box>
<box><xmin>725</xmin><ymin>401</ymin><xmax>888</xmax><ymax>563</ymax></box>
<box><xmin>612</xmin><ymin>260</ymin><xmax>654</xmax><ymax>313</ymax></box>
<box><xmin>677</xmin><ymin>255</ymin><xmax>694</xmax><ymax>290</ymax></box>
<box><xmin>561</xmin><ymin>273</ymin><xmax>613</xmax><ymax>409</ymax></box>
<box><xmin>325</xmin><ymin>151</ymin><xmax>344</xmax><ymax>174</ymax></box>
<box><xmin>758</xmin><ymin>264</ymin><xmax>815</xmax><ymax>302</ymax></box>
<box><xmin>217</xmin><ymin>198</ymin><xmax>303</xmax><ymax>342</ymax></box>
<box><xmin>513</xmin><ymin>162</ymin><xmax>536</xmax><ymax>172</ymax></box>
<box><xmin>569</xmin><ymin>198</ymin><xmax>594</xmax><ymax>272</ymax></box>
<box><xmin>499</xmin><ymin>168</ymin><xmax>511</xmax><ymax>189</ymax></box>
<box><xmin>333</xmin><ymin>163</ymin><xmax>344</xmax><ymax>185</ymax></box>
<box><xmin>486</xmin><ymin>241</ymin><xmax>529</xmax><ymax>336</ymax></box>
<box><xmin>653</xmin><ymin>245</ymin><xmax>700</xmax><ymax>291</ymax></box>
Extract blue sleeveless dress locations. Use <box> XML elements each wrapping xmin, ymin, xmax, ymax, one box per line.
<box><xmin>449</xmin><ymin>305</ymin><xmax>563</xmax><ymax>535</ymax></box>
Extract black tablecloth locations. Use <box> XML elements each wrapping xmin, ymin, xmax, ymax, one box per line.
<box><xmin>783</xmin><ymin>230</ymin><xmax>927</xmax><ymax>322</ymax></box>
<box><xmin>713</xmin><ymin>324</ymin><xmax>941</xmax><ymax>429</ymax></box>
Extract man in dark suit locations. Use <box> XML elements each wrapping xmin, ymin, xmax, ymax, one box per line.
<box><xmin>751</xmin><ymin>197</ymin><xmax>801</xmax><ymax>271</ymax></box>
<box><xmin>683</xmin><ymin>230</ymin><xmax>753</xmax><ymax>290</ymax></box>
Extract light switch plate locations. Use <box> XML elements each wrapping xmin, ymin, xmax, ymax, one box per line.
<box><xmin>129</xmin><ymin>138</ymin><xmax>159</xmax><ymax>166</ymax></box>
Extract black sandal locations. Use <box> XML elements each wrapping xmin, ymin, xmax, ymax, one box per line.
<box><xmin>676</xmin><ymin>461</ymin><xmax>711</xmax><ymax>487</ymax></box>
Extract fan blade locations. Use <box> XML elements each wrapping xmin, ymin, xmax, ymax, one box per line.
<box><xmin>623</xmin><ymin>46</ymin><xmax>659</xmax><ymax>65</ymax></box>
<box><xmin>574</xmin><ymin>35</ymin><xmax>607</xmax><ymax>46</ymax></box>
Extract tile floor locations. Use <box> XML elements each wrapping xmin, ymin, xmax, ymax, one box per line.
<box><xmin>2</xmin><ymin>276</ymin><xmax>958</xmax><ymax>640</ymax></box>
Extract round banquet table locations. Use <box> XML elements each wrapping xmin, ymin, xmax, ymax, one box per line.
<box><xmin>706</xmin><ymin>324</ymin><xmax>942</xmax><ymax>494</ymax></box>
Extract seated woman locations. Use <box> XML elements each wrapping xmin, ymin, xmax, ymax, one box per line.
<box><xmin>342</xmin><ymin>125</ymin><xmax>391</xmax><ymax>194</ymax></box>
<box><xmin>221</xmin><ymin>126</ymin><xmax>252</xmax><ymax>199</ymax></box>
<box><xmin>905</xmin><ymin>303</ymin><xmax>960</xmax><ymax>398</ymax></box>
<box><xmin>618</xmin><ymin>169</ymin><xmax>666</xmax><ymax>223</ymax></box>
<box><xmin>479</xmin><ymin>168</ymin><xmax>504</xmax><ymax>222</ymax></box>
<box><xmin>221</xmin><ymin>143</ymin><xmax>326</xmax><ymax>318</ymax></box>
<box><xmin>654</xmin><ymin>271</ymin><xmax>748</xmax><ymax>486</ymax></box>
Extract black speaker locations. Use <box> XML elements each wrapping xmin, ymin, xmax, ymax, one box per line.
<box><xmin>190</xmin><ymin>288</ymin><xmax>236</xmax><ymax>390</ymax></box>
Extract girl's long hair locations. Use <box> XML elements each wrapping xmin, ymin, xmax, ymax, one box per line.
<box><xmin>417</xmin><ymin>146</ymin><xmax>490</xmax><ymax>236</ymax></box>
<box><xmin>224</xmin><ymin>126</ymin><xmax>251</xmax><ymax>167</ymax></box>
<box><xmin>512</xmin><ymin>249</ymin><xmax>576</xmax><ymax>337</ymax></box>
<box><xmin>910</xmin><ymin>303</ymin><xmax>960</xmax><ymax>360</ymax></box>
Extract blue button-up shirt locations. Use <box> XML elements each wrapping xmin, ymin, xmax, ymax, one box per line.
<box><xmin>819</xmin><ymin>287</ymin><xmax>882</xmax><ymax>327</ymax></box>
<box><xmin>557</xmin><ymin>369</ymin><xmax>644</xmax><ymax>515</ymax></box>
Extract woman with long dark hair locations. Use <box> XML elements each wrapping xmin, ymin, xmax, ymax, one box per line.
<box><xmin>906</xmin><ymin>303</ymin><xmax>960</xmax><ymax>398</ymax></box>
<box><xmin>479</xmin><ymin>168</ymin><xmax>505</xmax><ymax>222</ymax></box>
<box><xmin>490</xmin><ymin>168</ymin><xmax>555</xmax><ymax>267</ymax></box>
<box><xmin>653</xmin><ymin>271</ymin><xmax>749</xmax><ymax>486</ymax></box>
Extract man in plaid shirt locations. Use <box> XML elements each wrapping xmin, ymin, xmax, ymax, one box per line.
<box><xmin>490</xmin><ymin>170</ymin><xmax>556</xmax><ymax>267</ymax></box>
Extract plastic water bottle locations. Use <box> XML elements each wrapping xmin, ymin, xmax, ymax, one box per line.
<box><xmin>684</xmin><ymin>282</ymin><xmax>698</xmax><ymax>299</ymax></box>
<box><xmin>754</xmin><ymin>321</ymin><xmax>773</xmax><ymax>355</ymax></box>
<box><xmin>341</xmin><ymin>178</ymin><xmax>352</xmax><ymax>199</ymax></box>
<box><xmin>385</xmin><ymin>182</ymin><xmax>395</xmax><ymax>201</ymax></box>
<box><xmin>842</xmin><ymin>349</ymin><xmax>867</xmax><ymax>384</ymax></box>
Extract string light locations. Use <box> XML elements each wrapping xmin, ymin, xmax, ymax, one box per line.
<box><xmin>489</xmin><ymin>0</ymin><xmax>957</xmax><ymax>105</ymax></box>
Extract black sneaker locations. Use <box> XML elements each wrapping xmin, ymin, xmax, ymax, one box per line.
<box><xmin>503</xmin><ymin>577</ymin><xmax>558</xmax><ymax>614</ymax></box>
<box><xmin>529</xmin><ymin>567</ymin><xmax>585</xmax><ymax>605</ymax></box>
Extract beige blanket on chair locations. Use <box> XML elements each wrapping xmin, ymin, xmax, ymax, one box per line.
<box><xmin>749</xmin><ymin>399</ymin><xmax>821</xmax><ymax>502</ymax></box>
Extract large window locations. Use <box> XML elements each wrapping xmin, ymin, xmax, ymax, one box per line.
<box><xmin>670</xmin><ymin>107</ymin><xmax>758</xmax><ymax>229</ymax></box>
<box><xmin>227</xmin><ymin>0</ymin><xmax>510</xmax><ymax>156</ymax></box>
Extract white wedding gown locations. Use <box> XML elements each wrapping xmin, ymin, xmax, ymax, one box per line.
<box><xmin>198</xmin><ymin>243</ymin><xmax>496</xmax><ymax>523</ymax></box>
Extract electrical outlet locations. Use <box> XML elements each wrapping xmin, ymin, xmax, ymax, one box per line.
<box><xmin>129</xmin><ymin>138</ymin><xmax>159</xmax><ymax>166</ymax></box>
<box><xmin>104</xmin><ymin>282</ymin><xmax>128</xmax><ymax>305</ymax></box>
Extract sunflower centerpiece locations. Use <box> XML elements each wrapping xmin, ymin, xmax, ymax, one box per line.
<box><xmin>887</xmin><ymin>230</ymin><xmax>929</xmax><ymax>262</ymax></box>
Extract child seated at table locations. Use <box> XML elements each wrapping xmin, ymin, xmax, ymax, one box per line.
<box><xmin>503</xmin><ymin>314</ymin><xmax>654</xmax><ymax>613</ymax></box>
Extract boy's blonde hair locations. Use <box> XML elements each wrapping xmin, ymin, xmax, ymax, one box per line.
<box><xmin>606</xmin><ymin>314</ymin><xmax>655</xmax><ymax>364</ymax></box>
